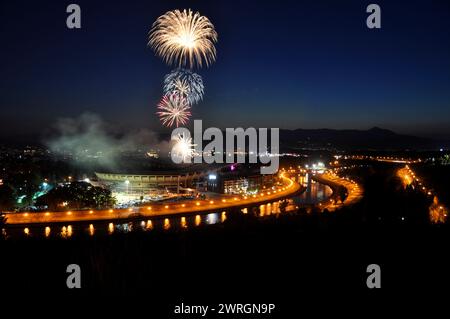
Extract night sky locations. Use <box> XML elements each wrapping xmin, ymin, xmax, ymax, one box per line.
<box><xmin>1</xmin><ymin>0</ymin><xmax>450</xmax><ymax>140</ymax></box>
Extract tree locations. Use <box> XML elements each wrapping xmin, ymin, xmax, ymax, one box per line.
<box><xmin>0</xmin><ymin>213</ymin><xmax>7</xmax><ymax>227</ymax></box>
<box><xmin>36</xmin><ymin>182</ymin><xmax>115</xmax><ymax>210</ymax></box>
<box><xmin>0</xmin><ymin>185</ymin><xmax>15</xmax><ymax>211</ymax></box>
<box><xmin>338</xmin><ymin>186</ymin><xmax>348</xmax><ymax>203</ymax></box>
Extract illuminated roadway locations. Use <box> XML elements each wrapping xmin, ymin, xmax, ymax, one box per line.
<box><xmin>346</xmin><ymin>155</ymin><xmax>421</xmax><ymax>164</ymax></box>
<box><xmin>313</xmin><ymin>172</ymin><xmax>364</xmax><ymax>211</ymax></box>
<box><xmin>4</xmin><ymin>172</ymin><xmax>301</xmax><ymax>225</ymax></box>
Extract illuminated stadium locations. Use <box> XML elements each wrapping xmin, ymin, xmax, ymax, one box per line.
<box><xmin>95</xmin><ymin>171</ymin><xmax>206</xmax><ymax>203</ymax></box>
<box><xmin>94</xmin><ymin>163</ymin><xmax>274</xmax><ymax>204</ymax></box>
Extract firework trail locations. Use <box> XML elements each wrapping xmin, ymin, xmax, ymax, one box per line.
<box><xmin>148</xmin><ymin>9</ymin><xmax>218</xmax><ymax>68</ymax></box>
<box><xmin>164</xmin><ymin>69</ymin><xmax>204</xmax><ymax>105</ymax></box>
<box><xmin>157</xmin><ymin>94</ymin><xmax>192</xmax><ymax>127</ymax></box>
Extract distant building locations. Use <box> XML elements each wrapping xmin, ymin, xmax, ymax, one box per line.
<box><xmin>207</xmin><ymin>172</ymin><xmax>275</xmax><ymax>194</ymax></box>
<box><xmin>223</xmin><ymin>176</ymin><xmax>263</xmax><ymax>194</ymax></box>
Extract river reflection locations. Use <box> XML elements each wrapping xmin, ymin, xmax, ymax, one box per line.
<box><xmin>164</xmin><ymin>218</ymin><xmax>171</xmax><ymax>230</ymax></box>
<box><xmin>294</xmin><ymin>173</ymin><xmax>333</xmax><ymax>205</ymax></box>
<box><xmin>11</xmin><ymin>204</ymin><xmax>297</xmax><ymax>239</ymax></box>
<box><xmin>60</xmin><ymin>225</ymin><xmax>73</xmax><ymax>238</ymax></box>
<box><xmin>89</xmin><ymin>224</ymin><xmax>95</xmax><ymax>236</ymax></box>
<box><xmin>108</xmin><ymin>223</ymin><xmax>114</xmax><ymax>235</ymax></box>
<box><xmin>180</xmin><ymin>217</ymin><xmax>187</xmax><ymax>228</ymax></box>
<box><xmin>257</xmin><ymin>201</ymin><xmax>283</xmax><ymax>216</ymax></box>
<box><xmin>206</xmin><ymin>213</ymin><xmax>218</xmax><ymax>225</ymax></box>
<box><xmin>115</xmin><ymin>222</ymin><xmax>132</xmax><ymax>233</ymax></box>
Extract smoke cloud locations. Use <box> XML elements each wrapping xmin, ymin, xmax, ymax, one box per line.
<box><xmin>45</xmin><ymin>113</ymin><xmax>170</xmax><ymax>168</ymax></box>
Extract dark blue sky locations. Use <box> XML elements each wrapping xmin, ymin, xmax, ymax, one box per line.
<box><xmin>1</xmin><ymin>0</ymin><xmax>450</xmax><ymax>139</ymax></box>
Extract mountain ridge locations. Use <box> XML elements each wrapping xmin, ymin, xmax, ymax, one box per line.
<box><xmin>279</xmin><ymin>127</ymin><xmax>447</xmax><ymax>150</ymax></box>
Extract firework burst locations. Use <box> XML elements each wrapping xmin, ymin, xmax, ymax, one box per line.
<box><xmin>164</xmin><ymin>69</ymin><xmax>204</xmax><ymax>105</ymax></box>
<box><xmin>171</xmin><ymin>133</ymin><xmax>194</xmax><ymax>162</ymax></box>
<box><xmin>148</xmin><ymin>9</ymin><xmax>218</xmax><ymax>68</ymax></box>
<box><xmin>157</xmin><ymin>94</ymin><xmax>191</xmax><ymax>127</ymax></box>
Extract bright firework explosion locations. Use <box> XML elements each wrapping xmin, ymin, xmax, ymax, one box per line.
<box><xmin>164</xmin><ymin>69</ymin><xmax>204</xmax><ymax>105</ymax></box>
<box><xmin>148</xmin><ymin>9</ymin><xmax>218</xmax><ymax>68</ymax></box>
<box><xmin>171</xmin><ymin>133</ymin><xmax>194</xmax><ymax>163</ymax></box>
<box><xmin>157</xmin><ymin>94</ymin><xmax>191</xmax><ymax>127</ymax></box>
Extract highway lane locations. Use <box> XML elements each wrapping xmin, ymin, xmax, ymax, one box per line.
<box><xmin>313</xmin><ymin>173</ymin><xmax>364</xmax><ymax>211</ymax></box>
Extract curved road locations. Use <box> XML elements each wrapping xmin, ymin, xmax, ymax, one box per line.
<box><xmin>313</xmin><ymin>172</ymin><xmax>364</xmax><ymax>211</ymax></box>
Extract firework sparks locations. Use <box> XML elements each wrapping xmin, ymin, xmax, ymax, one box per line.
<box><xmin>173</xmin><ymin>78</ymin><xmax>190</xmax><ymax>96</ymax></box>
<box><xmin>171</xmin><ymin>133</ymin><xmax>194</xmax><ymax>162</ymax></box>
<box><xmin>157</xmin><ymin>94</ymin><xmax>191</xmax><ymax>127</ymax></box>
<box><xmin>148</xmin><ymin>9</ymin><xmax>218</xmax><ymax>68</ymax></box>
<box><xmin>164</xmin><ymin>69</ymin><xmax>204</xmax><ymax>105</ymax></box>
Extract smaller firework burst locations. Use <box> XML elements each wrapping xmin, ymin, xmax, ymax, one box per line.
<box><xmin>172</xmin><ymin>78</ymin><xmax>190</xmax><ymax>96</ymax></box>
<box><xmin>171</xmin><ymin>133</ymin><xmax>194</xmax><ymax>162</ymax></box>
<box><xmin>164</xmin><ymin>69</ymin><xmax>204</xmax><ymax>105</ymax></box>
<box><xmin>157</xmin><ymin>94</ymin><xmax>191</xmax><ymax>127</ymax></box>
